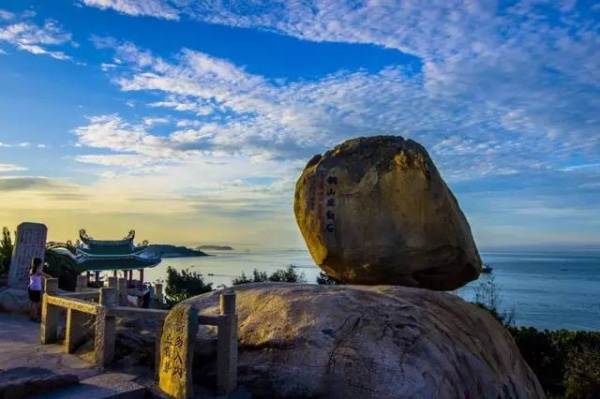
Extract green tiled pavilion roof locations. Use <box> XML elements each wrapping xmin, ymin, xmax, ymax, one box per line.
<box><xmin>78</xmin><ymin>242</ymin><xmax>147</xmax><ymax>256</ymax></box>
<box><xmin>77</xmin><ymin>255</ymin><xmax>161</xmax><ymax>271</ymax></box>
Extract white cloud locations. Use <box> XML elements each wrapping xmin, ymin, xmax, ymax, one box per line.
<box><xmin>80</xmin><ymin>0</ymin><xmax>179</xmax><ymax>20</ymax></box>
<box><xmin>0</xmin><ymin>10</ymin><xmax>14</xmax><ymax>21</ymax></box>
<box><xmin>0</xmin><ymin>12</ymin><xmax>75</xmax><ymax>60</ymax></box>
<box><xmin>0</xmin><ymin>141</ymin><xmax>46</xmax><ymax>148</ymax></box>
<box><xmin>0</xmin><ymin>163</ymin><xmax>27</xmax><ymax>173</ymax></box>
<box><xmin>86</xmin><ymin>38</ymin><xmax>600</xmax><ymax>184</ymax></box>
<box><xmin>100</xmin><ymin>62</ymin><xmax>117</xmax><ymax>71</ymax></box>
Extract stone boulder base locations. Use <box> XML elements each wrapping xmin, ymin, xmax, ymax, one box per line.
<box><xmin>0</xmin><ymin>288</ymin><xmax>29</xmax><ymax>314</ymax></box>
<box><xmin>187</xmin><ymin>284</ymin><xmax>545</xmax><ymax>399</ymax></box>
<box><xmin>0</xmin><ymin>367</ymin><xmax>79</xmax><ymax>398</ymax></box>
<box><xmin>294</xmin><ymin>135</ymin><xmax>481</xmax><ymax>290</ymax></box>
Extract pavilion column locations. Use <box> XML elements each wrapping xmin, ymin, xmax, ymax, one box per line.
<box><xmin>95</xmin><ymin>271</ymin><xmax>100</xmax><ymax>284</ymax></box>
<box><xmin>139</xmin><ymin>269</ymin><xmax>144</xmax><ymax>284</ymax></box>
<box><xmin>113</xmin><ymin>270</ymin><xmax>117</xmax><ymax>277</ymax></box>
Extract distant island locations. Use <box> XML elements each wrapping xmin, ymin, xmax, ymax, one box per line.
<box><xmin>196</xmin><ymin>245</ymin><xmax>234</xmax><ymax>251</ymax></box>
<box><xmin>143</xmin><ymin>244</ymin><xmax>209</xmax><ymax>258</ymax></box>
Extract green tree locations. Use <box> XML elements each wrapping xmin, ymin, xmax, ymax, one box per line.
<box><xmin>232</xmin><ymin>266</ymin><xmax>306</xmax><ymax>285</ymax></box>
<box><xmin>268</xmin><ymin>265</ymin><xmax>306</xmax><ymax>283</ymax></box>
<box><xmin>316</xmin><ymin>271</ymin><xmax>343</xmax><ymax>285</ymax></box>
<box><xmin>44</xmin><ymin>242</ymin><xmax>81</xmax><ymax>291</ymax></box>
<box><xmin>565</xmin><ymin>342</ymin><xmax>600</xmax><ymax>398</ymax></box>
<box><xmin>473</xmin><ymin>276</ymin><xmax>515</xmax><ymax>327</ymax></box>
<box><xmin>164</xmin><ymin>266</ymin><xmax>213</xmax><ymax>308</ymax></box>
<box><xmin>0</xmin><ymin>227</ymin><xmax>14</xmax><ymax>276</ymax></box>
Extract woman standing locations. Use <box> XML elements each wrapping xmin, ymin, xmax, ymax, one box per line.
<box><xmin>28</xmin><ymin>257</ymin><xmax>51</xmax><ymax>322</ymax></box>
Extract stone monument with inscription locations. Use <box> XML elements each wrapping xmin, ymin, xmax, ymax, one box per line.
<box><xmin>159</xmin><ymin>303</ymin><xmax>199</xmax><ymax>399</ymax></box>
<box><xmin>8</xmin><ymin>222</ymin><xmax>48</xmax><ymax>289</ymax></box>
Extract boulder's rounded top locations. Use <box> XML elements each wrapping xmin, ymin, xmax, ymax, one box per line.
<box><xmin>307</xmin><ymin>135</ymin><xmax>432</xmax><ymax>177</ymax></box>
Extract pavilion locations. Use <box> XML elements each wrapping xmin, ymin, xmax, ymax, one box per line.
<box><xmin>76</xmin><ymin>229</ymin><xmax>161</xmax><ymax>287</ymax></box>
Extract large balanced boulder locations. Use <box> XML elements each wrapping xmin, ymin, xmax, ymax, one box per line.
<box><xmin>185</xmin><ymin>284</ymin><xmax>545</xmax><ymax>399</ymax></box>
<box><xmin>294</xmin><ymin>135</ymin><xmax>481</xmax><ymax>290</ymax></box>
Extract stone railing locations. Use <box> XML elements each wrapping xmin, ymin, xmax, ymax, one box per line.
<box><xmin>72</xmin><ymin>275</ymin><xmax>164</xmax><ymax>307</ymax></box>
<box><xmin>40</xmin><ymin>278</ymin><xmax>238</xmax><ymax>394</ymax></box>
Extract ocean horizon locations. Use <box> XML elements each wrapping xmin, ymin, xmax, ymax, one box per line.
<box><xmin>143</xmin><ymin>247</ymin><xmax>600</xmax><ymax>332</ymax></box>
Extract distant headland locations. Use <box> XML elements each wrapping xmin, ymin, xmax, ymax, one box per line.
<box><xmin>196</xmin><ymin>245</ymin><xmax>234</xmax><ymax>251</ymax></box>
<box><xmin>143</xmin><ymin>244</ymin><xmax>209</xmax><ymax>258</ymax></box>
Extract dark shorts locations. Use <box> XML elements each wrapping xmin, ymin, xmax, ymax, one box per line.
<box><xmin>28</xmin><ymin>289</ymin><xmax>42</xmax><ymax>303</ymax></box>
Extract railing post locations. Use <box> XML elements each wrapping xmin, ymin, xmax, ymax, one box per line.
<box><xmin>107</xmin><ymin>276</ymin><xmax>118</xmax><ymax>289</ymax></box>
<box><xmin>75</xmin><ymin>275</ymin><xmax>88</xmax><ymax>292</ymax></box>
<box><xmin>155</xmin><ymin>320</ymin><xmax>164</xmax><ymax>379</ymax></box>
<box><xmin>95</xmin><ymin>287</ymin><xmax>117</xmax><ymax>368</ymax></box>
<box><xmin>154</xmin><ymin>283</ymin><xmax>163</xmax><ymax>309</ymax></box>
<box><xmin>118</xmin><ymin>278</ymin><xmax>128</xmax><ymax>306</ymax></box>
<box><xmin>40</xmin><ymin>278</ymin><xmax>60</xmax><ymax>344</ymax></box>
<box><xmin>45</xmin><ymin>278</ymin><xmax>59</xmax><ymax>295</ymax></box>
<box><xmin>217</xmin><ymin>291</ymin><xmax>238</xmax><ymax>395</ymax></box>
<box><xmin>65</xmin><ymin>308</ymin><xmax>89</xmax><ymax>354</ymax></box>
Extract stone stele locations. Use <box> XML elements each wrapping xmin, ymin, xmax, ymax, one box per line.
<box><xmin>8</xmin><ymin>222</ymin><xmax>47</xmax><ymax>289</ymax></box>
<box><xmin>294</xmin><ymin>135</ymin><xmax>481</xmax><ymax>290</ymax></box>
<box><xmin>158</xmin><ymin>303</ymin><xmax>199</xmax><ymax>399</ymax></box>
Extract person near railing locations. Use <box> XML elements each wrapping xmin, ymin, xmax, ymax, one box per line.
<box><xmin>29</xmin><ymin>257</ymin><xmax>51</xmax><ymax>322</ymax></box>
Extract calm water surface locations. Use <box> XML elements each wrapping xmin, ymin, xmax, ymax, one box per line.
<box><xmin>144</xmin><ymin>248</ymin><xmax>600</xmax><ymax>331</ymax></box>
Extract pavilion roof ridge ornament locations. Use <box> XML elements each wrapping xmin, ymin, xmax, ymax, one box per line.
<box><xmin>123</xmin><ymin>230</ymin><xmax>135</xmax><ymax>241</ymax></box>
<box><xmin>79</xmin><ymin>228</ymin><xmax>138</xmax><ymax>245</ymax></box>
<box><xmin>79</xmin><ymin>228</ymin><xmax>93</xmax><ymax>242</ymax></box>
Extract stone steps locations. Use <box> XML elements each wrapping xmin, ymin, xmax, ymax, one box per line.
<box><xmin>32</xmin><ymin>373</ymin><xmax>146</xmax><ymax>399</ymax></box>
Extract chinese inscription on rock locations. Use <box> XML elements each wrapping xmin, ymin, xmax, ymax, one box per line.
<box><xmin>159</xmin><ymin>303</ymin><xmax>199</xmax><ymax>399</ymax></box>
<box><xmin>324</xmin><ymin>174</ymin><xmax>338</xmax><ymax>233</ymax></box>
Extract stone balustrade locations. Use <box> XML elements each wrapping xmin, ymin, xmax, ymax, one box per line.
<box><xmin>39</xmin><ymin>278</ymin><xmax>238</xmax><ymax>394</ymax></box>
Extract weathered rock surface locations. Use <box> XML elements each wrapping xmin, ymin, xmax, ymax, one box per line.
<box><xmin>0</xmin><ymin>288</ymin><xmax>29</xmax><ymax>314</ymax></box>
<box><xmin>0</xmin><ymin>367</ymin><xmax>79</xmax><ymax>398</ymax></box>
<box><xmin>294</xmin><ymin>135</ymin><xmax>481</xmax><ymax>290</ymax></box>
<box><xmin>186</xmin><ymin>284</ymin><xmax>545</xmax><ymax>399</ymax></box>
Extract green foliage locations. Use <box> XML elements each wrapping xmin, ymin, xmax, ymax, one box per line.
<box><xmin>232</xmin><ymin>269</ymin><xmax>268</xmax><ymax>285</ymax></box>
<box><xmin>316</xmin><ymin>271</ymin><xmax>343</xmax><ymax>285</ymax></box>
<box><xmin>470</xmin><ymin>277</ymin><xmax>599</xmax><ymax>397</ymax></box>
<box><xmin>44</xmin><ymin>242</ymin><xmax>81</xmax><ymax>291</ymax></box>
<box><xmin>268</xmin><ymin>265</ymin><xmax>306</xmax><ymax>283</ymax></box>
<box><xmin>232</xmin><ymin>265</ymin><xmax>305</xmax><ymax>286</ymax></box>
<box><xmin>0</xmin><ymin>227</ymin><xmax>14</xmax><ymax>276</ymax></box>
<box><xmin>473</xmin><ymin>276</ymin><xmax>515</xmax><ymax>327</ymax></box>
<box><xmin>508</xmin><ymin>327</ymin><xmax>600</xmax><ymax>397</ymax></box>
<box><xmin>564</xmin><ymin>342</ymin><xmax>600</xmax><ymax>398</ymax></box>
<box><xmin>164</xmin><ymin>266</ymin><xmax>213</xmax><ymax>308</ymax></box>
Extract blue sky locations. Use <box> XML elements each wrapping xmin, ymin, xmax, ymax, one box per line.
<box><xmin>0</xmin><ymin>0</ymin><xmax>599</xmax><ymax>248</ymax></box>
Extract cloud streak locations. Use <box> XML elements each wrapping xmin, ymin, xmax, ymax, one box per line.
<box><xmin>0</xmin><ymin>9</ymin><xmax>75</xmax><ymax>60</ymax></box>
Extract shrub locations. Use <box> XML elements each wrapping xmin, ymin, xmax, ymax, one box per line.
<box><xmin>473</xmin><ymin>276</ymin><xmax>515</xmax><ymax>327</ymax></box>
<box><xmin>268</xmin><ymin>265</ymin><xmax>306</xmax><ymax>283</ymax></box>
<box><xmin>232</xmin><ymin>266</ymin><xmax>305</xmax><ymax>285</ymax></box>
<box><xmin>506</xmin><ymin>327</ymin><xmax>600</xmax><ymax>397</ymax></box>
<box><xmin>44</xmin><ymin>245</ymin><xmax>81</xmax><ymax>291</ymax></box>
<box><xmin>316</xmin><ymin>271</ymin><xmax>343</xmax><ymax>285</ymax></box>
<box><xmin>0</xmin><ymin>227</ymin><xmax>14</xmax><ymax>276</ymax></box>
<box><xmin>564</xmin><ymin>341</ymin><xmax>600</xmax><ymax>398</ymax></box>
<box><xmin>164</xmin><ymin>266</ymin><xmax>213</xmax><ymax>308</ymax></box>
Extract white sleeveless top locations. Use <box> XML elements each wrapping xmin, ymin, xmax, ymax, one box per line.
<box><xmin>29</xmin><ymin>274</ymin><xmax>43</xmax><ymax>291</ymax></box>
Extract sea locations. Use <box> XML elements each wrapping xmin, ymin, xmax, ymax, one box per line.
<box><xmin>143</xmin><ymin>248</ymin><xmax>600</xmax><ymax>331</ymax></box>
